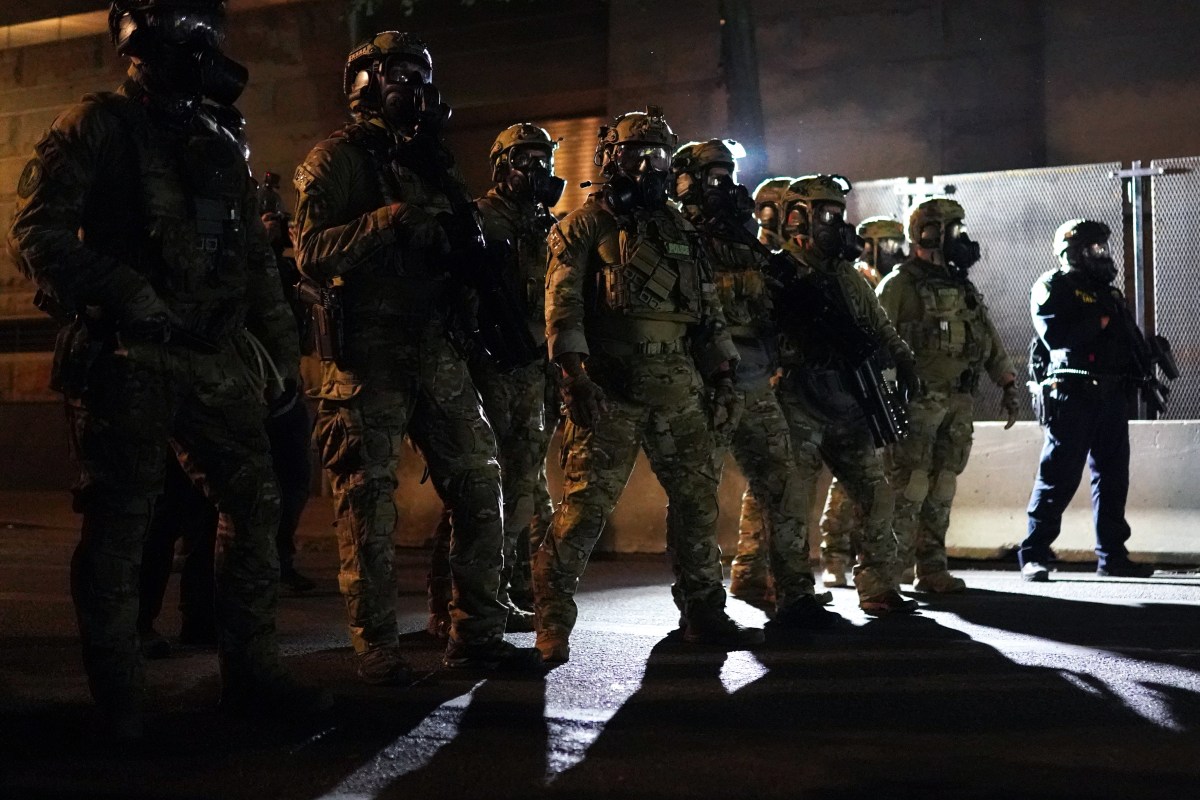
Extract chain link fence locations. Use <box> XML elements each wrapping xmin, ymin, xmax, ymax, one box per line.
<box><xmin>1151</xmin><ymin>157</ymin><xmax>1200</xmax><ymax>420</ymax></box>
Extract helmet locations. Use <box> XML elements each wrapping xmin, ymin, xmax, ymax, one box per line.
<box><xmin>907</xmin><ymin>197</ymin><xmax>966</xmax><ymax>244</ymax></box>
<box><xmin>857</xmin><ymin>216</ymin><xmax>904</xmax><ymax>241</ymax></box>
<box><xmin>594</xmin><ymin>106</ymin><xmax>677</xmax><ymax>172</ymax></box>
<box><xmin>344</xmin><ymin>31</ymin><xmax>435</xmax><ymax>117</ymax></box>
<box><xmin>1053</xmin><ymin>218</ymin><xmax>1111</xmax><ymax>259</ymax></box>
<box><xmin>671</xmin><ymin>139</ymin><xmax>738</xmax><ymax>177</ymax></box>
<box><xmin>109</xmin><ymin>0</ymin><xmax>227</xmax><ymax>57</ymax></box>
<box><xmin>489</xmin><ymin>123</ymin><xmax>557</xmax><ymax>182</ymax></box>
<box><xmin>781</xmin><ymin>174</ymin><xmax>851</xmax><ymax>237</ymax></box>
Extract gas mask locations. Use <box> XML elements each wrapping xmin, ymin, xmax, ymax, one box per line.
<box><xmin>603</xmin><ymin>142</ymin><xmax>671</xmax><ymax>213</ymax></box>
<box><xmin>376</xmin><ymin>56</ymin><xmax>450</xmax><ymax>132</ymax></box>
<box><xmin>113</xmin><ymin>2</ymin><xmax>247</xmax><ymax>106</ymax></box>
<box><xmin>1069</xmin><ymin>241</ymin><xmax>1117</xmax><ymax>284</ymax></box>
<box><xmin>789</xmin><ymin>202</ymin><xmax>862</xmax><ymax>260</ymax></box>
<box><xmin>872</xmin><ymin>238</ymin><xmax>906</xmax><ymax>275</ymax></box>
<box><xmin>700</xmin><ymin>172</ymin><xmax>753</xmax><ymax>223</ymax></box>
<box><xmin>503</xmin><ymin>147</ymin><xmax>565</xmax><ymax>207</ymax></box>
<box><xmin>920</xmin><ymin>221</ymin><xmax>980</xmax><ymax>277</ymax></box>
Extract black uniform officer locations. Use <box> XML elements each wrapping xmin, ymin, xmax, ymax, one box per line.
<box><xmin>1019</xmin><ymin>219</ymin><xmax>1154</xmax><ymax>581</ymax></box>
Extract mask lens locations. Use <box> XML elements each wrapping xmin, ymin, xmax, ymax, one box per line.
<box><xmin>510</xmin><ymin>147</ymin><xmax>552</xmax><ymax>171</ymax></box>
<box><xmin>947</xmin><ymin>222</ymin><xmax>966</xmax><ymax>239</ymax></box>
<box><xmin>817</xmin><ymin>205</ymin><xmax>845</xmax><ymax>225</ymax></box>
<box><xmin>617</xmin><ymin>144</ymin><xmax>669</xmax><ymax>172</ymax></box>
<box><xmin>384</xmin><ymin>56</ymin><xmax>430</xmax><ymax>85</ymax></box>
<box><xmin>878</xmin><ymin>238</ymin><xmax>903</xmax><ymax>254</ymax></box>
<box><xmin>1086</xmin><ymin>242</ymin><xmax>1110</xmax><ymax>258</ymax></box>
<box><xmin>704</xmin><ymin>166</ymin><xmax>733</xmax><ymax>187</ymax></box>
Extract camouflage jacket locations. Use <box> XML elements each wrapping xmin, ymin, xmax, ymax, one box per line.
<box><xmin>292</xmin><ymin>121</ymin><xmax>471</xmax><ymax>395</ymax></box>
<box><xmin>778</xmin><ymin>240</ymin><xmax>913</xmax><ymax>371</ymax></box>
<box><xmin>692</xmin><ymin>216</ymin><xmax>778</xmax><ymax>391</ymax></box>
<box><xmin>545</xmin><ymin>194</ymin><xmax>737</xmax><ymax>378</ymax></box>
<box><xmin>7</xmin><ymin>79</ymin><xmax>298</xmax><ymax>380</ymax></box>
<box><xmin>877</xmin><ymin>256</ymin><xmax>1014</xmax><ymax>393</ymax></box>
<box><xmin>476</xmin><ymin>187</ymin><xmax>554</xmax><ymax>345</ymax></box>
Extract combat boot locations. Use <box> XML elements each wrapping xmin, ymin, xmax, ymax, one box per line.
<box><xmin>280</xmin><ymin>566</ymin><xmax>317</xmax><ymax>593</ymax></box>
<box><xmin>220</xmin><ymin>672</ymin><xmax>334</xmax><ymax>718</ymax></box>
<box><xmin>860</xmin><ymin>590</ymin><xmax>920</xmax><ymax>617</ymax></box>
<box><xmin>729</xmin><ymin>568</ymin><xmax>774</xmax><ymax>607</ymax></box>
<box><xmin>443</xmin><ymin>638</ymin><xmax>544</xmax><ymax>672</ymax></box>
<box><xmin>536</xmin><ymin>627</ymin><xmax>571</xmax><ymax>663</ymax></box>
<box><xmin>139</xmin><ymin>625</ymin><xmax>172</xmax><ymax>660</ymax></box>
<box><xmin>97</xmin><ymin>690</ymin><xmax>145</xmax><ymax>743</ymax></box>
<box><xmin>426</xmin><ymin>612</ymin><xmax>451</xmax><ymax>641</ymax></box>
<box><xmin>770</xmin><ymin>594</ymin><xmax>842</xmax><ymax>630</ymax></box>
<box><xmin>357</xmin><ymin>645</ymin><xmax>416</xmax><ymax>686</ymax></box>
<box><xmin>914</xmin><ymin>570</ymin><xmax>967</xmax><ymax>594</ymax></box>
<box><xmin>822</xmin><ymin>558</ymin><xmax>849</xmax><ymax>589</ymax></box>
<box><xmin>505</xmin><ymin>604</ymin><xmax>536</xmax><ymax>633</ymax></box>
<box><xmin>683</xmin><ymin>607</ymin><xmax>765</xmax><ymax>648</ymax></box>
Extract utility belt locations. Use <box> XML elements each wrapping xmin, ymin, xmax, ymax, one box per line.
<box><xmin>592</xmin><ymin>337</ymin><xmax>691</xmax><ymax>357</ymax></box>
<box><xmin>1031</xmin><ymin>369</ymin><xmax>1132</xmax><ymax>426</ymax></box>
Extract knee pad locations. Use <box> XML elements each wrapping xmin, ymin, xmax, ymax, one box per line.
<box><xmin>931</xmin><ymin>469</ymin><xmax>958</xmax><ymax>504</ymax></box>
<box><xmin>901</xmin><ymin>471</ymin><xmax>930</xmax><ymax>504</ymax></box>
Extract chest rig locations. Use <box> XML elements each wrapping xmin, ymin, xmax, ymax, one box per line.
<box><xmin>707</xmin><ymin>233</ymin><xmax>771</xmax><ymax>334</ymax></box>
<box><xmin>90</xmin><ymin>94</ymin><xmax>251</xmax><ymax>328</ymax></box>
<box><xmin>905</xmin><ymin>274</ymin><xmax>988</xmax><ymax>364</ymax></box>
<box><xmin>597</xmin><ymin>210</ymin><xmax>703</xmax><ymax>323</ymax></box>
<box><xmin>479</xmin><ymin>194</ymin><xmax>552</xmax><ymax>325</ymax></box>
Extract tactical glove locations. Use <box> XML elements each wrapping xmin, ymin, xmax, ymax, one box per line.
<box><xmin>1001</xmin><ymin>381</ymin><xmax>1020</xmax><ymax>429</ymax></box>
<box><xmin>560</xmin><ymin>372</ymin><xmax>607</xmax><ymax>429</ymax></box>
<box><xmin>896</xmin><ymin>358</ymin><xmax>923</xmax><ymax>405</ymax></box>
<box><xmin>709</xmin><ymin>371</ymin><xmax>744</xmax><ymax>440</ymax></box>
<box><xmin>390</xmin><ymin>202</ymin><xmax>449</xmax><ymax>255</ymax></box>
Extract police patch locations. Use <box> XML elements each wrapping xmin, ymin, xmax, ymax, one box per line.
<box><xmin>16</xmin><ymin>159</ymin><xmax>43</xmax><ymax>199</ymax></box>
<box><xmin>1031</xmin><ymin>281</ymin><xmax>1051</xmax><ymax>308</ymax></box>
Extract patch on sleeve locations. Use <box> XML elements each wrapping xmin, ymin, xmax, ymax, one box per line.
<box><xmin>1031</xmin><ymin>280</ymin><xmax>1052</xmax><ymax>308</ymax></box>
<box><xmin>293</xmin><ymin>163</ymin><xmax>318</xmax><ymax>194</ymax></box>
<box><xmin>16</xmin><ymin>159</ymin><xmax>43</xmax><ymax>199</ymax></box>
<box><xmin>547</xmin><ymin>224</ymin><xmax>568</xmax><ymax>257</ymax></box>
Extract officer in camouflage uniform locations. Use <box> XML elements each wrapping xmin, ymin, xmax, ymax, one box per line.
<box><xmin>425</xmin><ymin>123</ymin><xmax>564</xmax><ymax>638</ymax></box>
<box><xmin>671</xmin><ymin>140</ymin><xmax>839</xmax><ymax>627</ymax></box>
<box><xmin>762</xmin><ymin>175</ymin><xmax>920</xmax><ymax>615</ymax></box>
<box><xmin>294</xmin><ymin>32</ymin><xmax>539</xmax><ymax>679</ymax></box>
<box><xmin>534</xmin><ymin>109</ymin><xmax>763</xmax><ymax>662</ymax></box>
<box><xmin>6</xmin><ymin>0</ymin><xmax>328</xmax><ymax>738</ymax></box>
<box><xmin>877</xmin><ymin>198</ymin><xmax>1018</xmax><ymax>593</ymax></box>
<box><xmin>820</xmin><ymin>215</ymin><xmax>907</xmax><ymax>588</ymax></box>
<box><xmin>725</xmin><ymin>176</ymin><xmax>791</xmax><ymax>601</ymax></box>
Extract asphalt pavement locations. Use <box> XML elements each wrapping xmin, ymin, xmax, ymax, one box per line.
<box><xmin>2</xmin><ymin>518</ymin><xmax>1199</xmax><ymax>800</ymax></box>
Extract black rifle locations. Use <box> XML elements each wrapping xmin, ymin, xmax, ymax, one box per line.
<box><xmin>295</xmin><ymin>279</ymin><xmax>344</xmax><ymax>362</ymax></box>
<box><xmin>436</xmin><ymin>203</ymin><xmax>542</xmax><ymax>372</ymax></box>
<box><xmin>762</xmin><ymin>249</ymin><xmax>909</xmax><ymax>446</ymax></box>
<box><xmin>1108</xmin><ymin>292</ymin><xmax>1179</xmax><ymax>415</ymax></box>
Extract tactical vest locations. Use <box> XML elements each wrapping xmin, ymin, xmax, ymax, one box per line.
<box><xmin>334</xmin><ymin>125</ymin><xmax>459</xmax><ymax>320</ymax></box>
<box><xmin>594</xmin><ymin>209</ymin><xmax>703</xmax><ymax>328</ymax></box>
<box><xmin>477</xmin><ymin>193</ymin><xmax>552</xmax><ymax>331</ymax></box>
<box><xmin>900</xmin><ymin>277</ymin><xmax>990</xmax><ymax>367</ymax></box>
<box><xmin>86</xmin><ymin>92</ymin><xmax>253</xmax><ymax>339</ymax></box>
<box><xmin>708</xmin><ymin>235</ymin><xmax>772</xmax><ymax>337</ymax></box>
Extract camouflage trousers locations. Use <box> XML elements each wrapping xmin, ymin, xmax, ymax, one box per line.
<box><xmin>66</xmin><ymin>340</ymin><xmax>284</xmax><ymax>712</ymax></box>
<box><xmin>428</xmin><ymin>357</ymin><xmax>555</xmax><ymax>617</ymax></box>
<box><xmin>820</xmin><ymin>477</ymin><xmax>859</xmax><ymax>571</ymax></box>
<box><xmin>313</xmin><ymin>330</ymin><xmax>507</xmax><ymax>653</ymax></box>
<box><xmin>734</xmin><ymin>383</ymin><xmax>898</xmax><ymax>598</ymax></box>
<box><xmin>885</xmin><ymin>391</ymin><xmax>974</xmax><ymax>579</ymax></box>
<box><xmin>532</xmin><ymin>352</ymin><xmax>726</xmax><ymax>638</ymax></box>
<box><xmin>716</xmin><ymin>384</ymin><xmax>816</xmax><ymax>607</ymax></box>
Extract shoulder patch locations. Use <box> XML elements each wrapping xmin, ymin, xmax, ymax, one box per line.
<box><xmin>547</xmin><ymin>224</ymin><xmax>567</xmax><ymax>257</ymax></box>
<box><xmin>16</xmin><ymin>158</ymin><xmax>43</xmax><ymax>199</ymax></box>
<box><xmin>293</xmin><ymin>163</ymin><xmax>318</xmax><ymax>194</ymax></box>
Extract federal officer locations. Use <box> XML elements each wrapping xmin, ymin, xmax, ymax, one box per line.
<box><xmin>1019</xmin><ymin>219</ymin><xmax>1155</xmax><ymax>581</ymax></box>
